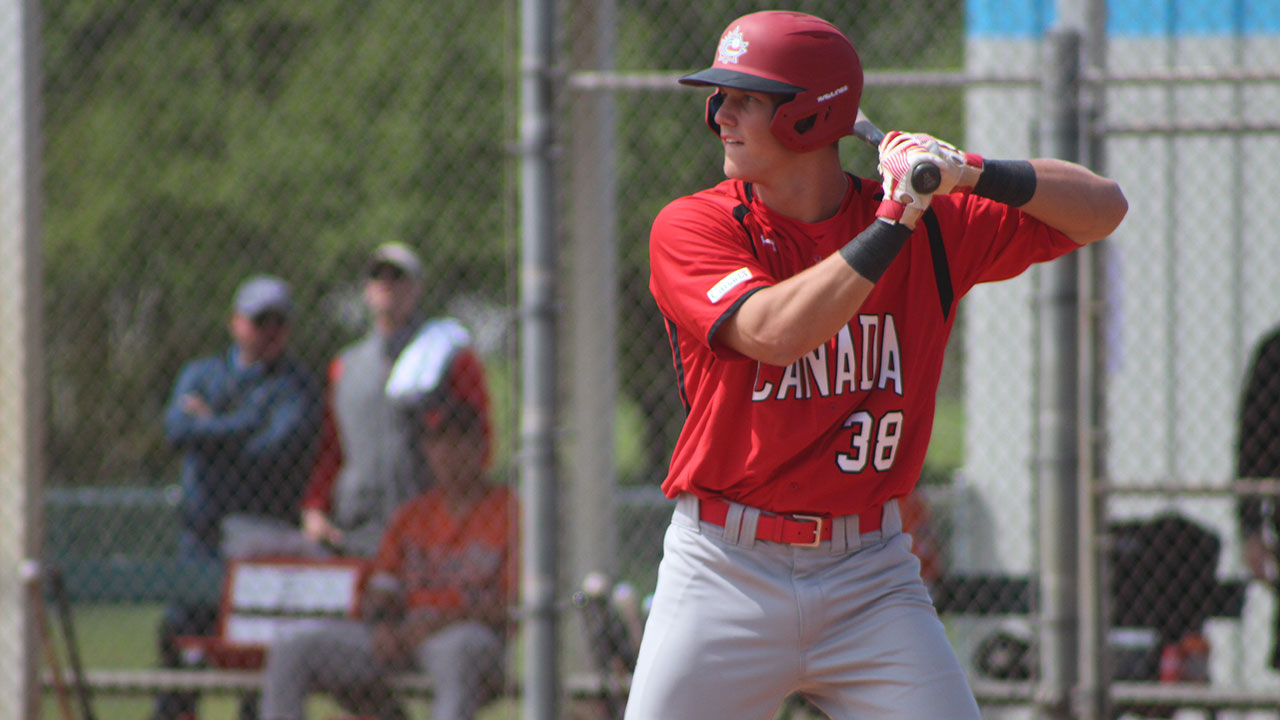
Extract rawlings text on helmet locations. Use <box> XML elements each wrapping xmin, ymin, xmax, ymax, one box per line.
<box><xmin>816</xmin><ymin>86</ymin><xmax>849</xmax><ymax>103</ymax></box>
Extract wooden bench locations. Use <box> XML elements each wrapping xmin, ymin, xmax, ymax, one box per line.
<box><xmin>38</xmin><ymin>558</ymin><xmax>621</xmax><ymax>713</ymax></box>
<box><xmin>41</xmin><ymin>667</ymin><xmax>439</xmax><ymax>697</ymax></box>
<box><xmin>40</xmin><ymin>667</ymin><xmax>623</xmax><ymax>697</ymax></box>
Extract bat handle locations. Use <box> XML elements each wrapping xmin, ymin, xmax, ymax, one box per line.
<box><xmin>911</xmin><ymin>161</ymin><xmax>942</xmax><ymax>195</ymax></box>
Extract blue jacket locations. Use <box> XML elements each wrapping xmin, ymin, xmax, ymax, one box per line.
<box><xmin>164</xmin><ymin>347</ymin><xmax>321</xmax><ymax>549</ymax></box>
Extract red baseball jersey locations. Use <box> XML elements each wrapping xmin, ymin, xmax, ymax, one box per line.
<box><xmin>648</xmin><ymin>175</ymin><xmax>1078</xmax><ymax>517</ymax></box>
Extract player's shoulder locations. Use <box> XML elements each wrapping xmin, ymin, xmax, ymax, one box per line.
<box><xmin>656</xmin><ymin>179</ymin><xmax>749</xmax><ymax>223</ymax></box>
<box><xmin>652</xmin><ymin>180</ymin><xmax>755</xmax><ymax>251</ymax></box>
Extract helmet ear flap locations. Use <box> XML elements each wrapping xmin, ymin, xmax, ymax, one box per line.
<box><xmin>704</xmin><ymin>90</ymin><xmax>725</xmax><ymax>137</ymax></box>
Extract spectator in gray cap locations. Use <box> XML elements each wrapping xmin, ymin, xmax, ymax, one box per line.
<box><xmin>150</xmin><ymin>274</ymin><xmax>321</xmax><ymax>720</ymax></box>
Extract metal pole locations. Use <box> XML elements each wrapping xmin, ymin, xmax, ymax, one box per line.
<box><xmin>519</xmin><ymin>0</ymin><xmax>560</xmax><ymax>717</ymax></box>
<box><xmin>0</xmin><ymin>1</ymin><xmax>44</xmax><ymax>719</ymax></box>
<box><xmin>1074</xmin><ymin>2</ymin><xmax>1112</xmax><ymax>718</ymax></box>
<box><xmin>567</xmin><ymin>0</ymin><xmax>618</xmax><ymax>620</ymax></box>
<box><xmin>1035</xmin><ymin>28</ymin><xmax>1082</xmax><ymax>720</ymax></box>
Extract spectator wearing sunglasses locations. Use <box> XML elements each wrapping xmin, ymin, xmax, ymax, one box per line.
<box><xmin>297</xmin><ymin>242</ymin><xmax>443</xmax><ymax>559</ymax></box>
<box><xmin>152</xmin><ymin>274</ymin><xmax>322</xmax><ymax>720</ymax></box>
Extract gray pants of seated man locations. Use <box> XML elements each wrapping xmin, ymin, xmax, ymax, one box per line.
<box><xmin>259</xmin><ymin>618</ymin><xmax>504</xmax><ymax>720</ymax></box>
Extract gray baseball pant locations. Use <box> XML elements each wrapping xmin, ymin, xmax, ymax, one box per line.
<box><xmin>624</xmin><ymin>494</ymin><xmax>981</xmax><ymax>720</ymax></box>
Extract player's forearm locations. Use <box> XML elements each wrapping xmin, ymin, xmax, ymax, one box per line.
<box><xmin>1018</xmin><ymin>158</ymin><xmax>1127</xmax><ymax>245</ymax></box>
<box><xmin>720</xmin><ymin>254</ymin><xmax>876</xmax><ymax>366</ymax></box>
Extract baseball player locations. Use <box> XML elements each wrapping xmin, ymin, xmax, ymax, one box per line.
<box><xmin>630</xmin><ymin>11</ymin><xmax>1127</xmax><ymax>719</ymax></box>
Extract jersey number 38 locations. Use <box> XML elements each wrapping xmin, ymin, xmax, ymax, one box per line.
<box><xmin>836</xmin><ymin>410</ymin><xmax>904</xmax><ymax>473</ymax></box>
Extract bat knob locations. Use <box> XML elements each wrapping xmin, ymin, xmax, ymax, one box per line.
<box><xmin>911</xmin><ymin>162</ymin><xmax>942</xmax><ymax>195</ymax></box>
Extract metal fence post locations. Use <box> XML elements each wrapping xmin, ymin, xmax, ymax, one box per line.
<box><xmin>1075</xmin><ymin>1</ymin><xmax>1111</xmax><ymax>717</ymax></box>
<box><xmin>1035</xmin><ymin>27</ymin><xmax>1082</xmax><ymax>720</ymax></box>
<box><xmin>566</xmin><ymin>0</ymin><xmax>619</xmax><ymax>654</ymax></box>
<box><xmin>0</xmin><ymin>1</ymin><xmax>44</xmax><ymax>718</ymax></box>
<box><xmin>520</xmin><ymin>0</ymin><xmax>560</xmax><ymax>716</ymax></box>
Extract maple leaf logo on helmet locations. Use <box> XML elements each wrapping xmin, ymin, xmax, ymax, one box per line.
<box><xmin>716</xmin><ymin>26</ymin><xmax>749</xmax><ymax>65</ymax></box>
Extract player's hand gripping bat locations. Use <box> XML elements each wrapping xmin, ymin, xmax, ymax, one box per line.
<box><xmin>851</xmin><ymin>109</ymin><xmax>942</xmax><ymax>195</ymax></box>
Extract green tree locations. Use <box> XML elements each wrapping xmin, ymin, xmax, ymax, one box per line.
<box><xmin>42</xmin><ymin>0</ymin><xmax>515</xmax><ymax>484</ymax></box>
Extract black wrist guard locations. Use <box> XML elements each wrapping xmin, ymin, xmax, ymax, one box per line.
<box><xmin>838</xmin><ymin>219</ymin><xmax>912</xmax><ymax>282</ymax></box>
<box><xmin>972</xmin><ymin>159</ymin><xmax>1037</xmax><ymax>207</ymax></box>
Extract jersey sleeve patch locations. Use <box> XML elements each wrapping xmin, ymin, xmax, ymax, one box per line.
<box><xmin>706</xmin><ymin>267</ymin><xmax>753</xmax><ymax>304</ymax></box>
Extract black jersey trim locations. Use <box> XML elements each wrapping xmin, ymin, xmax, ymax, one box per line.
<box><xmin>664</xmin><ymin>316</ymin><xmax>691</xmax><ymax>411</ymax></box>
<box><xmin>707</xmin><ymin>285</ymin><xmax>767</xmax><ymax>348</ymax></box>
<box><xmin>733</xmin><ymin>183</ymin><xmax>759</xmax><ymax>260</ymax></box>
<box><xmin>922</xmin><ymin>208</ymin><xmax>955</xmax><ymax>321</ymax></box>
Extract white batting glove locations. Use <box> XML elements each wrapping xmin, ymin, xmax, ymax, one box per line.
<box><xmin>877</xmin><ymin>131</ymin><xmax>935</xmax><ymax>228</ymax></box>
<box><xmin>917</xmin><ymin>134</ymin><xmax>985</xmax><ymax>194</ymax></box>
<box><xmin>880</xmin><ymin>131</ymin><xmax>986</xmax><ymax>198</ymax></box>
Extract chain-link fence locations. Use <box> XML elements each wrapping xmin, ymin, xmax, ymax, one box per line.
<box><xmin>9</xmin><ymin>0</ymin><xmax>522</xmax><ymax>718</ymax></box>
<box><xmin>6</xmin><ymin>0</ymin><xmax>1280</xmax><ymax>718</ymax></box>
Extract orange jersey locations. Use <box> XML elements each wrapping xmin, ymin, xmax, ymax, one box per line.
<box><xmin>370</xmin><ymin>486</ymin><xmax>515</xmax><ymax>614</ymax></box>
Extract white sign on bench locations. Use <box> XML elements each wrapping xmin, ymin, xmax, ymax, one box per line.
<box><xmin>179</xmin><ymin>557</ymin><xmax>368</xmax><ymax>668</ymax></box>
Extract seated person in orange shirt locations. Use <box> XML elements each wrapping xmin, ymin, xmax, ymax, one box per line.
<box><xmin>899</xmin><ymin>487</ymin><xmax>944</xmax><ymax>586</ymax></box>
<box><xmin>258</xmin><ymin>389</ymin><xmax>514</xmax><ymax>720</ymax></box>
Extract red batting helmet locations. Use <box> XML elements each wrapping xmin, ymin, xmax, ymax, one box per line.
<box><xmin>679</xmin><ymin>11</ymin><xmax>863</xmax><ymax>153</ymax></box>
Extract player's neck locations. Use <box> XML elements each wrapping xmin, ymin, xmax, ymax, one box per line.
<box><xmin>752</xmin><ymin>154</ymin><xmax>848</xmax><ymax>223</ymax></box>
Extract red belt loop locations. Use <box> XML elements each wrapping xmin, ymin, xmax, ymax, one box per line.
<box><xmin>698</xmin><ymin>498</ymin><xmax>883</xmax><ymax>546</ymax></box>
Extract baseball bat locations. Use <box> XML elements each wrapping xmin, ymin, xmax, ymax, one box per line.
<box><xmin>852</xmin><ymin>109</ymin><xmax>942</xmax><ymax>195</ymax></box>
<box><xmin>24</xmin><ymin>561</ymin><xmax>75</xmax><ymax>720</ymax></box>
<box><xmin>48</xmin><ymin>566</ymin><xmax>97</xmax><ymax>720</ymax></box>
<box><xmin>37</xmin><ymin>596</ymin><xmax>75</xmax><ymax>720</ymax></box>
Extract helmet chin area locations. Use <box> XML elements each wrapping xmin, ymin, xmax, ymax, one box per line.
<box><xmin>705</xmin><ymin>90</ymin><xmax>809</xmax><ymax>148</ymax></box>
<box><xmin>704</xmin><ymin>91</ymin><xmax>725</xmax><ymax>137</ymax></box>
